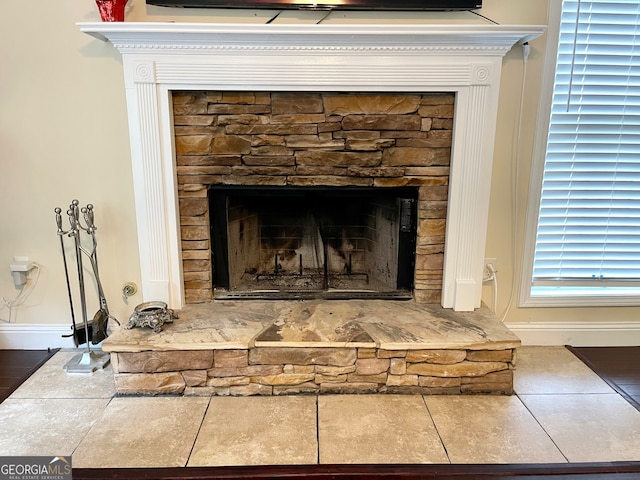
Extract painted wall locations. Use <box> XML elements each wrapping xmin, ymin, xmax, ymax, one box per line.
<box><xmin>0</xmin><ymin>0</ymin><xmax>637</xmax><ymax>347</ymax></box>
<box><xmin>483</xmin><ymin>0</ymin><xmax>640</xmax><ymax>344</ymax></box>
<box><xmin>0</xmin><ymin>1</ymin><xmax>139</xmax><ymax>347</ymax></box>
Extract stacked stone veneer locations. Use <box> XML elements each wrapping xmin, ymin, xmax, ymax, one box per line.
<box><xmin>111</xmin><ymin>347</ymin><xmax>515</xmax><ymax>396</ymax></box>
<box><xmin>175</xmin><ymin>91</ymin><xmax>453</xmax><ymax>304</ymax></box>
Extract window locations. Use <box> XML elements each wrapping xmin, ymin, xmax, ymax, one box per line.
<box><xmin>523</xmin><ymin>0</ymin><xmax>640</xmax><ymax>306</ymax></box>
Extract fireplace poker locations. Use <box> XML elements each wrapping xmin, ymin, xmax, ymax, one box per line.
<box><xmin>55</xmin><ymin>208</ymin><xmax>79</xmax><ymax>346</ymax></box>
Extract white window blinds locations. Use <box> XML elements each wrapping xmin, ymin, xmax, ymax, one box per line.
<box><xmin>532</xmin><ymin>0</ymin><xmax>640</xmax><ymax>296</ymax></box>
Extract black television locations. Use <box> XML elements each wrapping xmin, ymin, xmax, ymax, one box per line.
<box><xmin>145</xmin><ymin>0</ymin><xmax>482</xmax><ymax>11</ymax></box>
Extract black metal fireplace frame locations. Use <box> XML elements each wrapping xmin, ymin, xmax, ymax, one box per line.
<box><xmin>209</xmin><ymin>185</ymin><xmax>418</xmax><ymax>300</ymax></box>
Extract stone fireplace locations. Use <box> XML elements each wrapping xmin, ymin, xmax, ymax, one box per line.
<box><xmin>80</xmin><ymin>21</ymin><xmax>544</xmax><ymax>312</ymax></box>
<box><xmin>175</xmin><ymin>91</ymin><xmax>453</xmax><ymax>303</ymax></box>
<box><xmin>83</xmin><ymin>22</ymin><xmax>543</xmax><ymax>396</ymax></box>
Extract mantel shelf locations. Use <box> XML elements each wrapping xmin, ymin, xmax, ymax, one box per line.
<box><xmin>78</xmin><ymin>21</ymin><xmax>544</xmax><ymax>51</ymax></box>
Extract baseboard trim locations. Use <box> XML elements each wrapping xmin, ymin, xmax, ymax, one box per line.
<box><xmin>0</xmin><ymin>323</ymin><xmax>76</xmax><ymax>349</ymax></box>
<box><xmin>505</xmin><ymin>321</ymin><xmax>640</xmax><ymax>346</ymax></box>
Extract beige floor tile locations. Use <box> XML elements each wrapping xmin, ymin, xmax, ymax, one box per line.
<box><xmin>0</xmin><ymin>398</ymin><xmax>110</xmax><ymax>456</ymax></box>
<box><xmin>425</xmin><ymin>395</ymin><xmax>567</xmax><ymax>464</ymax></box>
<box><xmin>514</xmin><ymin>346</ymin><xmax>613</xmax><ymax>394</ymax></box>
<box><xmin>10</xmin><ymin>350</ymin><xmax>116</xmax><ymax>399</ymax></box>
<box><xmin>318</xmin><ymin>395</ymin><xmax>448</xmax><ymax>464</ymax></box>
<box><xmin>520</xmin><ymin>394</ymin><xmax>640</xmax><ymax>462</ymax></box>
<box><xmin>188</xmin><ymin>396</ymin><xmax>318</xmax><ymax>466</ymax></box>
<box><xmin>72</xmin><ymin>396</ymin><xmax>208</xmax><ymax>468</ymax></box>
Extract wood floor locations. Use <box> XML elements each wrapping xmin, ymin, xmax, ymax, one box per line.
<box><xmin>0</xmin><ymin>349</ymin><xmax>58</xmax><ymax>404</ymax></box>
<box><xmin>1</xmin><ymin>347</ymin><xmax>639</xmax><ymax>479</ymax></box>
<box><xmin>568</xmin><ymin>346</ymin><xmax>640</xmax><ymax>412</ymax></box>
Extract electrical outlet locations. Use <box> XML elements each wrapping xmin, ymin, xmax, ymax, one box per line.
<box><xmin>484</xmin><ymin>257</ymin><xmax>497</xmax><ymax>279</ymax></box>
<box><xmin>10</xmin><ymin>256</ymin><xmax>33</xmax><ymax>272</ymax></box>
<box><xmin>10</xmin><ymin>256</ymin><xmax>35</xmax><ymax>288</ymax></box>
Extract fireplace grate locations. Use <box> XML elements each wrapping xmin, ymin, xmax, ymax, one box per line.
<box><xmin>214</xmin><ymin>290</ymin><xmax>413</xmax><ymax>301</ymax></box>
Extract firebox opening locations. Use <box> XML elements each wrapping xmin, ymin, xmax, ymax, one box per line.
<box><xmin>210</xmin><ymin>186</ymin><xmax>417</xmax><ymax>300</ymax></box>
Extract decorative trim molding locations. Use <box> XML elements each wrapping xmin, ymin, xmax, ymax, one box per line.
<box><xmin>133</xmin><ymin>61</ymin><xmax>156</xmax><ymax>84</ymax></box>
<box><xmin>153</xmin><ymin>64</ymin><xmax>480</xmax><ymax>88</ymax></box>
<box><xmin>78</xmin><ymin>22</ymin><xmax>544</xmax><ymax>311</ymax></box>
<box><xmin>506</xmin><ymin>321</ymin><xmax>640</xmax><ymax>347</ymax></box>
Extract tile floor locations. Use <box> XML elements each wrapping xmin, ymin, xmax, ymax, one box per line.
<box><xmin>1</xmin><ymin>347</ymin><xmax>640</xmax><ymax>467</ymax></box>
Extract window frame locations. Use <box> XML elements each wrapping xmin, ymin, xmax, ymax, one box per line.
<box><xmin>519</xmin><ymin>0</ymin><xmax>640</xmax><ymax>308</ymax></box>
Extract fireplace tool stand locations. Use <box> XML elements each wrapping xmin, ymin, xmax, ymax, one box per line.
<box><xmin>55</xmin><ymin>200</ymin><xmax>111</xmax><ymax>373</ymax></box>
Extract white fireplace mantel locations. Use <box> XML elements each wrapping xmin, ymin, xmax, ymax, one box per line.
<box><xmin>78</xmin><ymin>21</ymin><xmax>544</xmax><ymax>311</ymax></box>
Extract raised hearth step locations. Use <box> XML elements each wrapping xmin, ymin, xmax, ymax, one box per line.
<box><xmin>103</xmin><ymin>300</ymin><xmax>520</xmax><ymax>396</ymax></box>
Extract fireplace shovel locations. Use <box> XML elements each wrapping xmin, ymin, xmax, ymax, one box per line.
<box><xmin>80</xmin><ymin>204</ymin><xmax>119</xmax><ymax>345</ymax></box>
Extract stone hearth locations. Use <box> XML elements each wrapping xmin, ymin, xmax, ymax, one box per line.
<box><xmin>104</xmin><ymin>301</ymin><xmax>520</xmax><ymax>396</ymax></box>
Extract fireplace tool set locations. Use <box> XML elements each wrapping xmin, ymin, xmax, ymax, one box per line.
<box><xmin>55</xmin><ymin>199</ymin><xmax>114</xmax><ymax>373</ymax></box>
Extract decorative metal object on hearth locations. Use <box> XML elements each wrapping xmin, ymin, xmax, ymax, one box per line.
<box><xmin>126</xmin><ymin>301</ymin><xmax>177</xmax><ymax>333</ymax></box>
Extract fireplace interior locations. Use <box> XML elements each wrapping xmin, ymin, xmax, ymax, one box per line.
<box><xmin>210</xmin><ymin>186</ymin><xmax>417</xmax><ymax>299</ymax></box>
